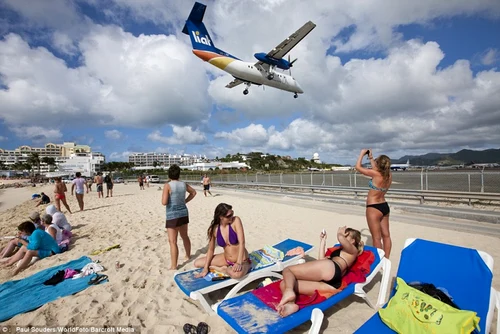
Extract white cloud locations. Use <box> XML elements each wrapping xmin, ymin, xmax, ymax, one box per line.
<box><xmin>215</xmin><ymin>124</ymin><xmax>269</xmax><ymax>147</ymax></box>
<box><xmin>105</xmin><ymin>130</ymin><xmax>123</xmax><ymax>140</ymax></box>
<box><xmin>0</xmin><ymin>27</ymin><xmax>212</xmax><ymax>128</ymax></box>
<box><xmin>0</xmin><ymin>136</ymin><xmax>7</xmax><ymax>141</ymax></box>
<box><xmin>1</xmin><ymin>0</ymin><xmax>500</xmax><ymax>163</ymax></box>
<box><xmin>148</xmin><ymin>126</ymin><xmax>207</xmax><ymax>145</ymax></box>
<box><xmin>480</xmin><ymin>48</ymin><xmax>499</xmax><ymax>66</ymax></box>
<box><xmin>108</xmin><ymin>151</ymin><xmax>132</xmax><ymax>161</ymax></box>
<box><xmin>11</xmin><ymin>126</ymin><xmax>63</xmax><ymax>144</ymax></box>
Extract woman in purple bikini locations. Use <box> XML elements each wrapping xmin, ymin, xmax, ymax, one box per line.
<box><xmin>194</xmin><ymin>203</ymin><xmax>251</xmax><ymax>279</ymax></box>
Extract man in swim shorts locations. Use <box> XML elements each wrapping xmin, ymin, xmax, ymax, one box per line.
<box><xmin>202</xmin><ymin>174</ymin><xmax>213</xmax><ymax>197</ymax></box>
<box><xmin>94</xmin><ymin>172</ymin><xmax>104</xmax><ymax>198</ymax></box>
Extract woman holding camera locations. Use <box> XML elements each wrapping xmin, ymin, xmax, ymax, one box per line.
<box><xmin>355</xmin><ymin>149</ymin><xmax>392</xmax><ymax>258</ymax></box>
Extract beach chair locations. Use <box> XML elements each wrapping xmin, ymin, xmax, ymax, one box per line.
<box><xmin>355</xmin><ymin>238</ymin><xmax>500</xmax><ymax>334</ymax></box>
<box><xmin>174</xmin><ymin>238</ymin><xmax>314</xmax><ymax>314</ymax></box>
<box><xmin>214</xmin><ymin>245</ymin><xmax>391</xmax><ymax>333</ymax></box>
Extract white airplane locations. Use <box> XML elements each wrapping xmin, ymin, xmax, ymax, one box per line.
<box><xmin>390</xmin><ymin>159</ymin><xmax>410</xmax><ymax>171</ymax></box>
<box><xmin>183</xmin><ymin>2</ymin><xmax>316</xmax><ymax>98</ymax></box>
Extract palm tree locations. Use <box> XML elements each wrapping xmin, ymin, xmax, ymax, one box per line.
<box><xmin>27</xmin><ymin>153</ymin><xmax>41</xmax><ymax>176</ymax></box>
<box><xmin>42</xmin><ymin>157</ymin><xmax>56</xmax><ymax>172</ymax></box>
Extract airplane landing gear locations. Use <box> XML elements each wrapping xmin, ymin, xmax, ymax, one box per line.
<box><xmin>267</xmin><ymin>73</ymin><xmax>274</xmax><ymax>80</ymax></box>
<box><xmin>243</xmin><ymin>82</ymin><xmax>251</xmax><ymax>95</ymax></box>
<box><xmin>294</xmin><ymin>93</ymin><xmax>298</xmax><ymax>98</ymax></box>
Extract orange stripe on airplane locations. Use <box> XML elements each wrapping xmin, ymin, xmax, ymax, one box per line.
<box><xmin>193</xmin><ymin>50</ymin><xmax>219</xmax><ymax>62</ymax></box>
<box><xmin>192</xmin><ymin>50</ymin><xmax>234</xmax><ymax>70</ymax></box>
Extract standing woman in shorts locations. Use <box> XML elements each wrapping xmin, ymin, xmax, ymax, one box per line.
<box><xmin>355</xmin><ymin>149</ymin><xmax>393</xmax><ymax>258</ymax></box>
<box><xmin>162</xmin><ymin>164</ymin><xmax>197</xmax><ymax>270</ymax></box>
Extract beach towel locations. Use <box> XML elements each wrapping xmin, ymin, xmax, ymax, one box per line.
<box><xmin>252</xmin><ymin>249</ymin><xmax>375</xmax><ymax>310</ymax></box>
<box><xmin>0</xmin><ymin>256</ymin><xmax>104</xmax><ymax>322</ymax></box>
<box><xmin>252</xmin><ymin>280</ymin><xmax>330</xmax><ymax>310</ymax></box>
<box><xmin>249</xmin><ymin>245</ymin><xmax>285</xmax><ymax>270</ymax></box>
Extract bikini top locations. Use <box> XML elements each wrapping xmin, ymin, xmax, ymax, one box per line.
<box><xmin>329</xmin><ymin>248</ymin><xmax>349</xmax><ymax>267</ymax></box>
<box><xmin>216</xmin><ymin>224</ymin><xmax>239</xmax><ymax>247</ymax></box>
<box><xmin>368</xmin><ymin>179</ymin><xmax>388</xmax><ymax>192</ymax></box>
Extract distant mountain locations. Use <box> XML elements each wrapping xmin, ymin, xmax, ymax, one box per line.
<box><xmin>392</xmin><ymin>148</ymin><xmax>500</xmax><ymax>165</ymax></box>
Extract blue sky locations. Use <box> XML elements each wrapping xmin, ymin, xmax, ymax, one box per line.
<box><xmin>0</xmin><ymin>0</ymin><xmax>499</xmax><ymax>164</ymax></box>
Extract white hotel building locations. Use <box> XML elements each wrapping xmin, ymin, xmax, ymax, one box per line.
<box><xmin>0</xmin><ymin>142</ymin><xmax>105</xmax><ymax>176</ymax></box>
<box><xmin>128</xmin><ymin>153</ymin><xmax>206</xmax><ymax>167</ymax></box>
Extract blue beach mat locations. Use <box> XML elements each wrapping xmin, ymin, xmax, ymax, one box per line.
<box><xmin>0</xmin><ymin>256</ymin><xmax>106</xmax><ymax>322</ymax></box>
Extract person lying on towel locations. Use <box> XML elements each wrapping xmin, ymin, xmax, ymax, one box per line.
<box><xmin>194</xmin><ymin>203</ymin><xmax>251</xmax><ymax>279</ymax></box>
<box><xmin>1</xmin><ymin>221</ymin><xmax>60</xmax><ymax>276</ymax></box>
<box><xmin>276</xmin><ymin>226</ymin><xmax>363</xmax><ymax>317</ymax></box>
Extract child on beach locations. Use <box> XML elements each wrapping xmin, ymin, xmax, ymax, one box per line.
<box><xmin>35</xmin><ymin>192</ymin><xmax>51</xmax><ymax>207</ymax></box>
<box><xmin>53</xmin><ymin>177</ymin><xmax>72</xmax><ymax>214</ymax></box>
<box><xmin>275</xmin><ymin>226</ymin><xmax>363</xmax><ymax>317</ymax></box>
<box><xmin>1</xmin><ymin>221</ymin><xmax>60</xmax><ymax>276</ymax></box>
<box><xmin>46</xmin><ymin>205</ymin><xmax>72</xmax><ymax>231</ymax></box>
<box><xmin>41</xmin><ymin>214</ymin><xmax>63</xmax><ymax>244</ymax></box>
<box><xmin>194</xmin><ymin>203</ymin><xmax>251</xmax><ymax>279</ymax></box>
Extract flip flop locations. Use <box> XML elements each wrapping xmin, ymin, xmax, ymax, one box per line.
<box><xmin>197</xmin><ymin>322</ymin><xmax>210</xmax><ymax>334</ymax></box>
<box><xmin>183</xmin><ymin>323</ymin><xmax>197</xmax><ymax>334</ymax></box>
<box><xmin>88</xmin><ymin>274</ymin><xmax>108</xmax><ymax>285</ymax></box>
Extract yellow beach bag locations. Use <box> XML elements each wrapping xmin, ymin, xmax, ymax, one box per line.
<box><xmin>379</xmin><ymin>277</ymin><xmax>480</xmax><ymax>334</ymax></box>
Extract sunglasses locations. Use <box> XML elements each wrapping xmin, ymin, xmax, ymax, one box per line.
<box><xmin>224</xmin><ymin>211</ymin><xmax>234</xmax><ymax>219</ymax></box>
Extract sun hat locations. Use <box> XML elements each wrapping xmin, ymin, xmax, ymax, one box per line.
<box><xmin>29</xmin><ymin>212</ymin><xmax>40</xmax><ymax>221</ymax></box>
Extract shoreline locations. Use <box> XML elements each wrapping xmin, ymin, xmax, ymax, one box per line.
<box><xmin>0</xmin><ymin>184</ymin><xmax>498</xmax><ymax>332</ymax></box>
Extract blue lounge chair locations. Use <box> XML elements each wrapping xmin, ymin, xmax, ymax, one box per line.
<box><xmin>215</xmin><ymin>245</ymin><xmax>391</xmax><ymax>334</ymax></box>
<box><xmin>174</xmin><ymin>238</ymin><xmax>314</xmax><ymax>313</ymax></box>
<box><xmin>355</xmin><ymin>238</ymin><xmax>500</xmax><ymax>334</ymax></box>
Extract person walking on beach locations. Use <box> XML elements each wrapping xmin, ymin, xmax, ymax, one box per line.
<box><xmin>202</xmin><ymin>174</ymin><xmax>213</xmax><ymax>197</ymax></box>
<box><xmin>104</xmin><ymin>173</ymin><xmax>114</xmax><ymax>197</ymax></box>
<box><xmin>162</xmin><ymin>164</ymin><xmax>196</xmax><ymax>270</ymax></box>
<box><xmin>71</xmin><ymin>172</ymin><xmax>89</xmax><ymax>211</ymax></box>
<box><xmin>94</xmin><ymin>172</ymin><xmax>104</xmax><ymax>198</ymax></box>
<box><xmin>194</xmin><ymin>203</ymin><xmax>251</xmax><ymax>279</ymax></box>
<box><xmin>53</xmin><ymin>177</ymin><xmax>72</xmax><ymax>214</ymax></box>
<box><xmin>87</xmin><ymin>177</ymin><xmax>93</xmax><ymax>192</ymax></box>
<box><xmin>355</xmin><ymin>149</ymin><xmax>392</xmax><ymax>258</ymax></box>
<box><xmin>138</xmin><ymin>175</ymin><xmax>145</xmax><ymax>190</ymax></box>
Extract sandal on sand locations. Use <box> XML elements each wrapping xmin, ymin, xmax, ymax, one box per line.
<box><xmin>183</xmin><ymin>323</ymin><xmax>197</xmax><ymax>334</ymax></box>
<box><xmin>88</xmin><ymin>274</ymin><xmax>108</xmax><ymax>285</ymax></box>
<box><xmin>197</xmin><ymin>322</ymin><xmax>210</xmax><ymax>334</ymax></box>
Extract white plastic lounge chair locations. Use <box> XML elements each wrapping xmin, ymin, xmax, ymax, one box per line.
<box><xmin>355</xmin><ymin>238</ymin><xmax>500</xmax><ymax>334</ymax></box>
<box><xmin>174</xmin><ymin>238</ymin><xmax>314</xmax><ymax>314</ymax></box>
<box><xmin>214</xmin><ymin>245</ymin><xmax>391</xmax><ymax>333</ymax></box>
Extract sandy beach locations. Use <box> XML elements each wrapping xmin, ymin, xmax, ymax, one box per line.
<box><xmin>0</xmin><ymin>182</ymin><xmax>498</xmax><ymax>333</ymax></box>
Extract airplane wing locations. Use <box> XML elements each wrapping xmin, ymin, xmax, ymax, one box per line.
<box><xmin>265</xmin><ymin>21</ymin><xmax>316</xmax><ymax>60</ymax></box>
<box><xmin>225</xmin><ymin>78</ymin><xmax>244</xmax><ymax>89</ymax></box>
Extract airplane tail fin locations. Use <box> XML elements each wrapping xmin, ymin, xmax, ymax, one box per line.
<box><xmin>182</xmin><ymin>2</ymin><xmax>217</xmax><ymax>52</ymax></box>
<box><xmin>406</xmin><ymin>159</ymin><xmax>410</xmax><ymax>165</ymax></box>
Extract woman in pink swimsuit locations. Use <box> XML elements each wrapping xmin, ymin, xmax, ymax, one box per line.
<box><xmin>194</xmin><ymin>203</ymin><xmax>250</xmax><ymax>279</ymax></box>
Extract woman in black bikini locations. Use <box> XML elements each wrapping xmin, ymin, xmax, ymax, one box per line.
<box><xmin>277</xmin><ymin>226</ymin><xmax>363</xmax><ymax>317</ymax></box>
<box><xmin>355</xmin><ymin>149</ymin><xmax>392</xmax><ymax>258</ymax></box>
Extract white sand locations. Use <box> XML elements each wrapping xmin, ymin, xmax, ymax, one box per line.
<box><xmin>0</xmin><ymin>183</ymin><xmax>498</xmax><ymax>333</ymax></box>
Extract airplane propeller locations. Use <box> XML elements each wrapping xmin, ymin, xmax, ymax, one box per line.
<box><xmin>288</xmin><ymin>55</ymin><xmax>298</xmax><ymax>75</ymax></box>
